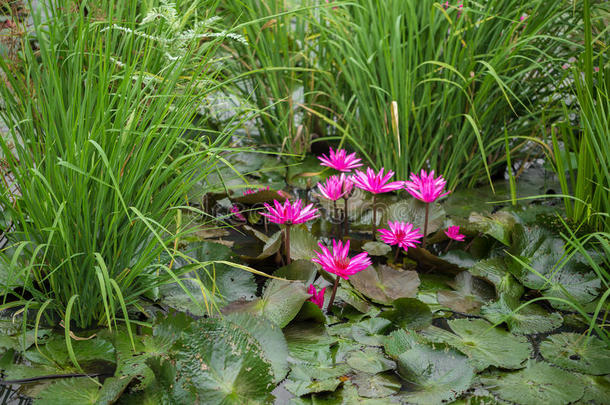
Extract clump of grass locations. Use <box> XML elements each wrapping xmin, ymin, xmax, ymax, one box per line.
<box><xmin>0</xmin><ymin>0</ymin><xmax>239</xmax><ymax>329</ymax></box>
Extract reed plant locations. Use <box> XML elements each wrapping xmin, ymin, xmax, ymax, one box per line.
<box><xmin>0</xmin><ymin>0</ymin><xmax>239</xmax><ymax>329</ymax></box>
<box><xmin>316</xmin><ymin>0</ymin><xmax>583</xmax><ymax>188</ymax></box>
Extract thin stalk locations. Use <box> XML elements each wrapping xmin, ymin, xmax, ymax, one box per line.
<box><xmin>327</xmin><ymin>277</ymin><xmax>339</xmax><ymax>314</ymax></box>
<box><xmin>343</xmin><ymin>197</ymin><xmax>349</xmax><ymax>238</ymax></box>
<box><xmin>394</xmin><ymin>247</ymin><xmax>400</xmax><ymax>263</ymax></box>
<box><xmin>422</xmin><ymin>203</ymin><xmax>430</xmax><ymax>249</ymax></box>
<box><xmin>444</xmin><ymin>240</ymin><xmax>453</xmax><ymax>254</ymax></box>
<box><xmin>371</xmin><ymin>194</ymin><xmax>377</xmax><ymax>240</ymax></box>
<box><xmin>333</xmin><ymin>199</ymin><xmax>339</xmax><ymax>238</ymax></box>
<box><xmin>285</xmin><ymin>225</ymin><xmax>291</xmax><ymax>265</ymax></box>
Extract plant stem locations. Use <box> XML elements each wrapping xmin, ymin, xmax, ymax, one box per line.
<box><xmin>422</xmin><ymin>203</ymin><xmax>430</xmax><ymax>248</ymax></box>
<box><xmin>327</xmin><ymin>277</ymin><xmax>339</xmax><ymax>314</ymax></box>
<box><xmin>372</xmin><ymin>194</ymin><xmax>377</xmax><ymax>240</ymax></box>
<box><xmin>394</xmin><ymin>247</ymin><xmax>400</xmax><ymax>263</ymax></box>
<box><xmin>285</xmin><ymin>225</ymin><xmax>291</xmax><ymax>265</ymax></box>
<box><xmin>333</xmin><ymin>199</ymin><xmax>339</xmax><ymax>238</ymax></box>
<box><xmin>444</xmin><ymin>239</ymin><xmax>453</xmax><ymax>254</ymax></box>
<box><xmin>343</xmin><ymin>197</ymin><xmax>349</xmax><ymax>238</ymax></box>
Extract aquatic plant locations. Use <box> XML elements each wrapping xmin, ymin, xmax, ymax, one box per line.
<box><xmin>378</xmin><ymin>221</ymin><xmax>423</xmax><ymax>262</ymax></box>
<box><xmin>318</xmin><ymin>147</ymin><xmax>363</xmax><ymax>172</ymax></box>
<box><xmin>307</xmin><ymin>284</ymin><xmax>326</xmax><ymax>309</ymax></box>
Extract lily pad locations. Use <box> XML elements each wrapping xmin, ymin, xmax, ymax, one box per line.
<box><xmin>223</xmin><ymin>279</ymin><xmax>310</xmax><ymax>328</ymax></box>
<box><xmin>346</xmin><ymin>347</ymin><xmax>396</xmax><ymax>374</ymax></box>
<box><xmin>349</xmin><ymin>265</ymin><xmax>420</xmax><ymax>305</ymax></box>
<box><xmin>225</xmin><ymin>313</ymin><xmax>289</xmax><ymax>382</ymax></box>
<box><xmin>291</xmin><ymin>225</ymin><xmax>320</xmax><ymax>261</ymax></box>
<box><xmin>284</xmin><ymin>363</ymin><xmax>351</xmax><ymax>396</ymax></box>
<box><xmin>385</xmin><ymin>200</ymin><xmax>445</xmax><ymax>235</ymax></box>
<box><xmin>539</xmin><ymin>333</ymin><xmax>610</xmax><ymax>375</ymax></box>
<box><xmin>352</xmin><ymin>372</ymin><xmax>402</xmax><ymax>398</ymax></box>
<box><xmin>234</xmin><ymin>189</ymin><xmax>287</xmax><ymax>205</ymax></box>
<box><xmin>350</xmin><ymin>318</ymin><xmax>393</xmax><ymax>346</ymax></box>
<box><xmin>480</xmin><ymin>361</ymin><xmax>584</xmax><ymax>405</ymax></box>
<box><xmin>361</xmin><ymin>242</ymin><xmax>392</xmax><ymax>257</ymax></box>
<box><xmin>275</xmin><ymin>260</ymin><xmax>318</xmax><ymax>284</ymax></box>
<box><xmin>396</xmin><ymin>344</ymin><xmax>474</xmax><ymax>404</ymax></box>
<box><xmin>469</xmin><ymin>211</ymin><xmax>516</xmax><ymax>246</ymax></box>
<box><xmin>481</xmin><ymin>298</ymin><xmax>563</xmax><ymax>335</ymax></box>
<box><xmin>383</xmin><ymin>329</ymin><xmax>420</xmax><ymax>359</ymax></box>
<box><xmin>284</xmin><ymin>323</ymin><xmax>337</xmax><ymax>364</ymax></box>
<box><xmin>35</xmin><ymin>378</ymin><xmax>102</xmax><ymax>405</ymax></box>
<box><xmin>578</xmin><ymin>374</ymin><xmax>610</xmax><ymax>404</ymax></box>
<box><xmin>422</xmin><ymin>319</ymin><xmax>531</xmax><ymax>371</ymax></box>
<box><xmin>436</xmin><ymin>272</ymin><xmax>495</xmax><ymax>314</ymax></box>
<box><xmin>379</xmin><ymin>298</ymin><xmax>432</xmax><ymax>330</ymax></box>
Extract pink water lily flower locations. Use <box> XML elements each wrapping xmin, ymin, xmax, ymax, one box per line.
<box><xmin>317</xmin><ymin>174</ymin><xmax>353</xmax><ymax>201</ymax></box>
<box><xmin>378</xmin><ymin>221</ymin><xmax>423</xmax><ymax>252</ymax></box>
<box><xmin>312</xmin><ymin>239</ymin><xmax>371</xmax><ymax>280</ymax></box>
<box><xmin>403</xmin><ymin>169</ymin><xmax>451</xmax><ymax>203</ymax></box>
<box><xmin>261</xmin><ymin>199</ymin><xmax>319</xmax><ymax>225</ymax></box>
<box><xmin>351</xmin><ymin>167</ymin><xmax>403</xmax><ymax>194</ymax></box>
<box><xmin>307</xmin><ymin>284</ymin><xmax>326</xmax><ymax>309</ymax></box>
<box><xmin>230</xmin><ymin>205</ymin><xmax>246</xmax><ymax>221</ymax></box>
<box><xmin>318</xmin><ymin>147</ymin><xmax>363</xmax><ymax>172</ymax></box>
<box><xmin>445</xmin><ymin>226</ymin><xmax>466</xmax><ymax>242</ymax></box>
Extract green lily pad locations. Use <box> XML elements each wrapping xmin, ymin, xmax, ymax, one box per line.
<box><xmin>436</xmin><ymin>272</ymin><xmax>495</xmax><ymax>314</ymax></box>
<box><xmin>578</xmin><ymin>374</ymin><xmax>610</xmax><ymax>404</ymax></box>
<box><xmin>234</xmin><ymin>189</ymin><xmax>287</xmax><ymax>205</ymax></box>
<box><xmin>24</xmin><ymin>335</ymin><xmax>115</xmax><ymax>372</ymax></box>
<box><xmin>223</xmin><ymin>279</ymin><xmax>310</xmax><ymax>328</ymax></box>
<box><xmin>336</xmin><ymin>284</ymin><xmax>372</xmax><ymax>314</ymax></box>
<box><xmin>170</xmin><ymin>317</ymin><xmax>275</xmax><ymax>404</ymax></box>
<box><xmin>351</xmin><ymin>318</ymin><xmax>393</xmax><ymax>346</ymax></box>
<box><xmin>284</xmin><ymin>363</ymin><xmax>351</xmax><ymax>396</ymax></box>
<box><xmin>469</xmin><ymin>258</ymin><xmax>509</xmax><ymax>287</ymax></box>
<box><xmin>383</xmin><ymin>329</ymin><xmax>421</xmax><ymax>359</ymax></box>
<box><xmin>362</xmin><ymin>242</ymin><xmax>392</xmax><ymax>256</ymax></box>
<box><xmin>469</xmin><ymin>211</ymin><xmax>516</xmax><ymax>246</ymax></box>
<box><xmin>379</xmin><ymin>298</ymin><xmax>432</xmax><ymax>330</ymax></box>
<box><xmin>225</xmin><ymin>313</ymin><xmax>289</xmax><ymax>382</ymax></box>
<box><xmin>349</xmin><ymin>265</ymin><xmax>420</xmax><ymax>305</ymax></box>
<box><xmin>243</xmin><ymin>229</ymin><xmax>282</xmax><ymax>260</ymax></box>
<box><xmin>346</xmin><ymin>347</ymin><xmax>396</xmax><ymax>373</ymax></box>
<box><xmin>422</xmin><ymin>319</ymin><xmax>531</xmax><ymax>371</ymax></box>
<box><xmin>275</xmin><ymin>260</ymin><xmax>318</xmax><ymax>284</ymax></box>
<box><xmin>352</xmin><ymin>372</ymin><xmax>402</xmax><ymax>398</ymax></box>
<box><xmin>284</xmin><ymin>323</ymin><xmax>337</xmax><ymax>364</ymax></box>
<box><xmin>35</xmin><ymin>378</ymin><xmax>102</xmax><ymax>405</ymax></box>
<box><xmin>291</xmin><ymin>225</ymin><xmax>320</xmax><ymax>261</ymax></box>
<box><xmin>480</xmin><ymin>361</ymin><xmax>584</xmax><ymax>405</ymax></box>
<box><xmin>385</xmin><ymin>199</ymin><xmax>445</xmax><ymax>235</ymax></box>
<box><xmin>285</xmin><ymin>377</ymin><xmax>343</xmax><ymax>397</ymax></box>
<box><xmin>481</xmin><ymin>298</ymin><xmax>563</xmax><ymax>335</ymax></box>
<box><xmin>541</xmin><ymin>269</ymin><xmax>601</xmax><ymax>310</ymax></box>
<box><xmin>396</xmin><ymin>344</ymin><xmax>474</xmax><ymax>404</ymax></box>
<box><xmin>539</xmin><ymin>333</ymin><xmax>610</xmax><ymax>375</ymax></box>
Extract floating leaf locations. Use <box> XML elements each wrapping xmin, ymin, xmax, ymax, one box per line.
<box><xmin>234</xmin><ymin>189</ymin><xmax>287</xmax><ymax>205</ymax></box>
<box><xmin>436</xmin><ymin>272</ymin><xmax>495</xmax><ymax>314</ymax></box>
<box><xmin>223</xmin><ymin>279</ymin><xmax>309</xmax><ymax>328</ymax></box>
<box><xmin>284</xmin><ymin>363</ymin><xmax>350</xmax><ymax>396</ymax></box>
<box><xmin>379</xmin><ymin>298</ymin><xmax>432</xmax><ymax>330</ymax></box>
<box><xmin>291</xmin><ymin>225</ymin><xmax>320</xmax><ymax>261</ymax></box>
<box><xmin>346</xmin><ymin>347</ymin><xmax>396</xmax><ymax>374</ymax></box>
<box><xmin>383</xmin><ymin>329</ymin><xmax>420</xmax><ymax>359</ymax></box>
<box><xmin>469</xmin><ymin>257</ymin><xmax>509</xmax><ymax>287</ymax></box>
<box><xmin>481</xmin><ymin>298</ymin><xmax>563</xmax><ymax>335</ymax></box>
<box><xmin>225</xmin><ymin>313</ymin><xmax>289</xmax><ymax>382</ymax></box>
<box><xmin>349</xmin><ymin>265</ymin><xmax>420</xmax><ymax>305</ymax></box>
<box><xmin>542</xmin><ymin>269</ymin><xmax>601</xmax><ymax>310</ymax></box>
<box><xmin>480</xmin><ymin>361</ymin><xmax>584</xmax><ymax>405</ymax></box>
<box><xmin>469</xmin><ymin>211</ymin><xmax>516</xmax><ymax>246</ymax></box>
<box><xmin>385</xmin><ymin>200</ymin><xmax>445</xmax><ymax>234</ymax></box>
<box><xmin>352</xmin><ymin>372</ymin><xmax>402</xmax><ymax>398</ymax></box>
<box><xmin>275</xmin><ymin>260</ymin><xmax>318</xmax><ymax>284</ymax></box>
<box><xmin>362</xmin><ymin>242</ymin><xmax>391</xmax><ymax>256</ymax></box>
<box><xmin>539</xmin><ymin>333</ymin><xmax>610</xmax><ymax>375</ymax></box>
<box><xmin>351</xmin><ymin>318</ymin><xmax>393</xmax><ymax>346</ymax></box>
<box><xmin>170</xmin><ymin>317</ymin><xmax>275</xmax><ymax>404</ymax></box>
<box><xmin>396</xmin><ymin>344</ymin><xmax>474</xmax><ymax>404</ymax></box>
<box><xmin>422</xmin><ymin>319</ymin><xmax>531</xmax><ymax>371</ymax></box>
<box><xmin>35</xmin><ymin>378</ymin><xmax>101</xmax><ymax>405</ymax></box>
<box><xmin>284</xmin><ymin>323</ymin><xmax>336</xmax><ymax>364</ymax></box>
<box><xmin>578</xmin><ymin>374</ymin><xmax>610</xmax><ymax>404</ymax></box>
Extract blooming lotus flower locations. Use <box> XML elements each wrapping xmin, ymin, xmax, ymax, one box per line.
<box><xmin>403</xmin><ymin>170</ymin><xmax>450</xmax><ymax>203</ymax></box>
<box><xmin>261</xmin><ymin>199</ymin><xmax>319</xmax><ymax>225</ymax></box>
<box><xmin>307</xmin><ymin>284</ymin><xmax>326</xmax><ymax>309</ymax></box>
<box><xmin>351</xmin><ymin>167</ymin><xmax>403</xmax><ymax>194</ymax></box>
<box><xmin>230</xmin><ymin>205</ymin><xmax>246</xmax><ymax>221</ymax></box>
<box><xmin>445</xmin><ymin>226</ymin><xmax>465</xmax><ymax>242</ymax></box>
<box><xmin>317</xmin><ymin>174</ymin><xmax>353</xmax><ymax>201</ymax></box>
<box><xmin>378</xmin><ymin>221</ymin><xmax>423</xmax><ymax>252</ymax></box>
<box><xmin>312</xmin><ymin>239</ymin><xmax>371</xmax><ymax>280</ymax></box>
<box><xmin>318</xmin><ymin>147</ymin><xmax>363</xmax><ymax>172</ymax></box>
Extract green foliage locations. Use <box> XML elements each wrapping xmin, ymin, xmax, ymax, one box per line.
<box><xmin>0</xmin><ymin>1</ymin><xmax>239</xmax><ymax>328</ymax></box>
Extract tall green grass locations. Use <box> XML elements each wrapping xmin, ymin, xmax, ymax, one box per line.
<box><xmin>315</xmin><ymin>0</ymin><xmax>582</xmax><ymax>187</ymax></box>
<box><xmin>0</xmin><ymin>0</ymin><xmax>237</xmax><ymax>329</ymax></box>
